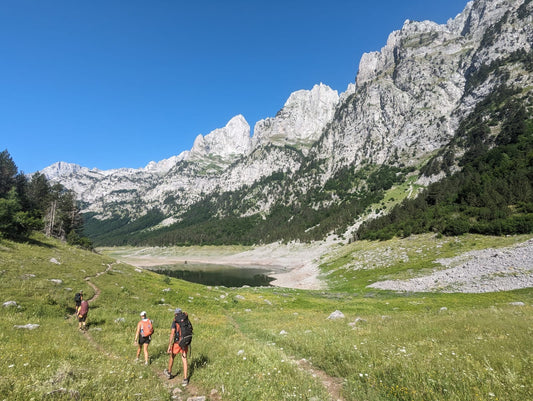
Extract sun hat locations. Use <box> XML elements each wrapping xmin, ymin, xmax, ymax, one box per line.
<box><xmin>174</xmin><ymin>308</ymin><xmax>182</xmax><ymax>314</ymax></box>
<box><xmin>140</xmin><ymin>311</ymin><xmax>147</xmax><ymax>316</ymax></box>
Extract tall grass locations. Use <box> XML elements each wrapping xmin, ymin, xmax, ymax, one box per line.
<box><xmin>1</xmin><ymin>233</ymin><xmax>532</xmax><ymax>400</ymax></box>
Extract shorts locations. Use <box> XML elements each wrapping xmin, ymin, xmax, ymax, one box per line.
<box><xmin>78</xmin><ymin>314</ymin><xmax>87</xmax><ymax>322</ymax></box>
<box><xmin>139</xmin><ymin>335</ymin><xmax>151</xmax><ymax>345</ymax></box>
<box><xmin>171</xmin><ymin>342</ymin><xmax>188</xmax><ymax>355</ymax></box>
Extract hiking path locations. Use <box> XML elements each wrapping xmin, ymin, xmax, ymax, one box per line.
<box><xmin>76</xmin><ymin>263</ymin><xmax>344</xmax><ymax>400</ymax></box>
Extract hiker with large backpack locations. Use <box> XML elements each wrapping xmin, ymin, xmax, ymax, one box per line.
<box><xmin>164</xmin><ymin>308</ymin><xmax>193</xmax><ymax>386</ymax></box>
<box><xmin>134</xmin><ymin>311</ymin><xmax>154</xmax><ymax>365</ymax></box>
<box><xmin>78</xmin><ymin>298</ymin><xmax>89</xmax><ymax>331</ymax></box>
<box><xmin>74</xmin><ymin>290</ymin><xmax>83</xmax><ymax>314</ymax></box>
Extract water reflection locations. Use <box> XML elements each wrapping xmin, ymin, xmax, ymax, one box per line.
<box><xmin>148</xmin><ymin>263</ymin><xmax>276</xmax><ymax>287</ymax></box>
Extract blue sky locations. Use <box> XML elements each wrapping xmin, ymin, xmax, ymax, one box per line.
<box><xmin>1</xmin><ymin>0</ymin><xmax>468</xmax><ymax>173</ymax></box>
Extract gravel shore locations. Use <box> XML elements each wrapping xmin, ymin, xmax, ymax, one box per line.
<box><xmin>103</xmin><ymin>237</ymin><xmax>533</xmax><ymax>293</ymax></box>
<box><xmin>369</xmin><ymin>239</ymin><xmax>533</xmax><ymax>293</ymax></box>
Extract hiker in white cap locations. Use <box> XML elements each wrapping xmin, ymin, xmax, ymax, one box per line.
<box><xmin>134</xmin><ymin>311</ymin><xmax>154</xmax><ymax>365</ymax></box>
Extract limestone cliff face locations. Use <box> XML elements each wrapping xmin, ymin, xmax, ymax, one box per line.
<box><xmin>43</xmin><ymin>81</ymin><xmax>340</xmax><ymax>217</ymax></box>
<box><xmin>252</xmin><ymin>83</ymin><xmax>339</xmax><ymax>152</ymax></box>
<box><xmin>189</xmin><ymin>114</ymin><xmax>251</xmax><ymax>162</ymax></box>
<box><xmin>312</xmin><ymin>0</ymin><xmax>532</xmax><ymax>185</ymax></box>
<box><xmin>42</xmin><ymin>0</ymin><xmax>533</xmax><ymax>228</ymax></box>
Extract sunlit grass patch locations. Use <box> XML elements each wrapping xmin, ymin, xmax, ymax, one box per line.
<box><xmin>322</xmin><ymin>233</ymin><xmax>533</xmax><ymax>291</ymax></box>
<box><xmin>1</xmin><ymin>233</ymin><xmax>532</xmax><ymax>400</ymax></box>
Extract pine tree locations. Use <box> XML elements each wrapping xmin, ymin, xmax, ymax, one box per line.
<box><xmin>0</xmin><ymin>150</ymin><xmax>18</xmax><ymax>198</ymax></box>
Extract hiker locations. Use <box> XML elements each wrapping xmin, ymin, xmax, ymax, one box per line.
<box><xmin>164</xmin><ymin>308</ymin><xmax>193</xmax><ymax>386</ymax></box>
<box><xmin>78</xmin><ymin>298</ymin><xmax>89</xmax><ymax>331</ymax></box>
<box><xmin>74</xmin><ymin>290</ymin><xmax>83</xmax><ymax>314</ymax></box>
<box><xmin>134</xmin><ymin>311</ymin><xmax>153</xmax><ymax>365</ymax></box>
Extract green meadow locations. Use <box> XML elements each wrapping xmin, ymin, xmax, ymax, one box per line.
<box><xmin>1</xmin><ymin>233</ymin><xmax>531</xmax><ymax>400</ymax></box>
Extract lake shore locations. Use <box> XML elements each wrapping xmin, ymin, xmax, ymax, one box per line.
<box><xmin>100</xmin><ymin>241</ymin><xmax>333</xmax><ymax>290</ymax></box>
<box><xmin>100</xmin><ymin>236</ymin><xmax>533</xmax><ymax>293</ymax></box>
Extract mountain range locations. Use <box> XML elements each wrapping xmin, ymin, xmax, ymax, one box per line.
<box><xmin>42</xmin><ymin>0</ymin><xmax>533</xmax><ymax>246</ymax></box>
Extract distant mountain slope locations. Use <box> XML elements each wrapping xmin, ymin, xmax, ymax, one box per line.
<box><xmin>44</xmin><ymin>0</ymin><xmax>533</xmax><ymax>246</ymax></box>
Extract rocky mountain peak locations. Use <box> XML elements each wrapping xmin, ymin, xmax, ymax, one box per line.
<box><xmin>252</xmin><ymin>83</ymin><xmax>339</xmax><ymax>151</ymax></box>
<box><xmin>42</xmin><ymin>0</ymin><xmax>532</xmax><ymax>239</ymax></box>
<box><xmin>41</xmin><ymin>161</ymin><xmax>84</xmax><ymax>180</ymax></box>
<box><xmin>189</xmin><ymin>114</ymin><xmax>251</xmax><ymax>161</ymax></box>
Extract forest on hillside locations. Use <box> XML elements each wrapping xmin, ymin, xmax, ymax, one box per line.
<box><xmin>85</xmin><ymin>76</ymin><xmax>533</xmax><ymax>246</ymax></box>
<box><xmin>356</xmin><ymin>84</ymin><xmax>533</xmax><ymax>241</ymax></box>
<box><xmin>0</xmin><ymin>150</ymin><xmax>91</xmax><ymax>248</ymax></box>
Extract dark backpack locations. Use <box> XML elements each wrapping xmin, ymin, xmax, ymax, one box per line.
<box><xmin>174</xmin><ymin>312</ymin><xmax>193</xmax><ymax>348</ymax></box>
<box><xmin>74</xmin><ymin>293</ymin><xmax>82</xmax><ymax>304</ymax></box>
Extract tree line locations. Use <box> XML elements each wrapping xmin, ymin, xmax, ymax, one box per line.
<box><xmin>68</xmin><ymin>50</ymin><xmax>533</xmax><ymax>247</ymax></box>
<box><xmin>85</xmin><ymin>161</ymin><xmax>411</xmax><ymax>247</ymax></box>
<box><xmin>0</xmin><ymin>150</ymin><xmax>92</xmax><ymax>248</ymax></box>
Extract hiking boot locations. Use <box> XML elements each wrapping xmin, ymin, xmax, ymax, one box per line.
<box><xmin>182</xmin><ymin>378</ymin><xmax>189</xmax><ymax>387</ymax></box>
<box><xmin>163</xmin><ymin>369</ymin><xmax>171</xmax><ymax>379</ymax></box>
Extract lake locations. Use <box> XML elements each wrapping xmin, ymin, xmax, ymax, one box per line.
<box><xmin>148</xmin><ymin>262</ymin><xmax>282</xmax><ymax>287</ymax></box>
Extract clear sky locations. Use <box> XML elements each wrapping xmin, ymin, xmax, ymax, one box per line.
<box><xmin>1</xmin><ymin>0</ymin><xmax>469</xmax><ymax>174</ymax></box>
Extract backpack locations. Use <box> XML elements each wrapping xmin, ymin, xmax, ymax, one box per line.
<box><xmin>140</xmin><ymin>319</ymin><xmax>154</xmax><ymax>337</ymax></box>
<box><xmin>174</xmin><ymin>312</ymin><xmax>193</xmax><ymax>348</ymax></box>
<box><xmin>78</xmin><ymin>300</ymin><xmax>89</xmax><ymax>316</ymax></box>
<box><xmin>74</xmin><ymin>292</ymin><xmax>82</xmax><ymax>304</ymax></box>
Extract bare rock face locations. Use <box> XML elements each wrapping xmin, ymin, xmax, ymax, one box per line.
<box><xmin>252</xmin><ymin>83</ymin><xmax>339</xmax><ymax>152</ymax></box>
<box><xmin>313</xmin><ymin>0</ymin><xmax>532</xmax><ymax>181</ymax></box>
<box><xmin>189</xmin><ymin>114</ymin><xmax>251</xmax><ymax>161</ymax></box>
<box><xmin>41</xmin><ymin>0</ymin><xmax>533</xmax><ymax>227</ymax></box>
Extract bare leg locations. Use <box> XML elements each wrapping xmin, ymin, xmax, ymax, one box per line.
<box><xmin>167</xmin><ymin>353</ymin><xmax>175</xmax><ymax>374</ymax></box>
<box><xmin>143</xmin><ymin>343</ymin><xmax>149</xmax><ymax>364</ymax></box>
<box><xmin>181</xmin><ymin>352</ymin><xmax>188</xmax><ymax>379</ymax></box>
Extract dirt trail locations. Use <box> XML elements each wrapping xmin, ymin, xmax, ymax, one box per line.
<box><xmin>228</xmin><ymin>315</ymin><xmax>345</xmax><ymax>401</ymax></box>
<box><xmin>79</xmin><ymin>263</ymin><xmax>120</xmax><ymax>359</ymax></box>
<box><xmin>77</xmin><ymin>263</ymin><xmax>344</xmax><ymax>400</ymax></box>
<box><xmin>84</xmin><ymin>263</ymin><xmax>113</xmax><ymax>303</ymax></box>
<box><xmin>79</xmin><ymin>263</ymin><xmax>211</xmax><ymax>400</ymax></box>
<box><xmin>294</xmin><ymin>358</ymin><xmax>345</xmax><ymax>401</ymax></box>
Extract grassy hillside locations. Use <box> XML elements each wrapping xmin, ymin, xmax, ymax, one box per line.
<box><xmin>1</xmin><ymin>233</ymin><xmax>532</xmax><ymax>400</ymax></box>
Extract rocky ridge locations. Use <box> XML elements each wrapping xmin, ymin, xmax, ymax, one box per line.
<box><xmin>311</xmin><ymin>0</ymin><xmax>532</xmax><ymax>183</ymax></box>
<box><xmin>42</xmin><ymin>0</ymin><xmax>533</xmax><ymax>233</ymax></box>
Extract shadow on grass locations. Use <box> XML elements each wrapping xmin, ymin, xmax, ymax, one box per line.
<box><xmin>25</xmin><ymin>237</ymin><xmax>57</xmax><ymax>248</ymax></box>
<box><xmin>87</xmin><ymin>318</ymin><xmax>106</xmax><ymax>327</ymax></box>
<box><xmin>189</xmin><ymin>353</ymin><xmax>209</xmax><ymax>378</ymax></box>
<box><xmin>65</xmin><ymin>306</ymin><xmax>77</xmax><ymax>315</ymax></box>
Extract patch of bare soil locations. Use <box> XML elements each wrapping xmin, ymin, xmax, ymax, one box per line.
<box><xmin>294</xmin><ymin>357</ymin><xmax>345</xmax><ymax>401</ymax></box>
